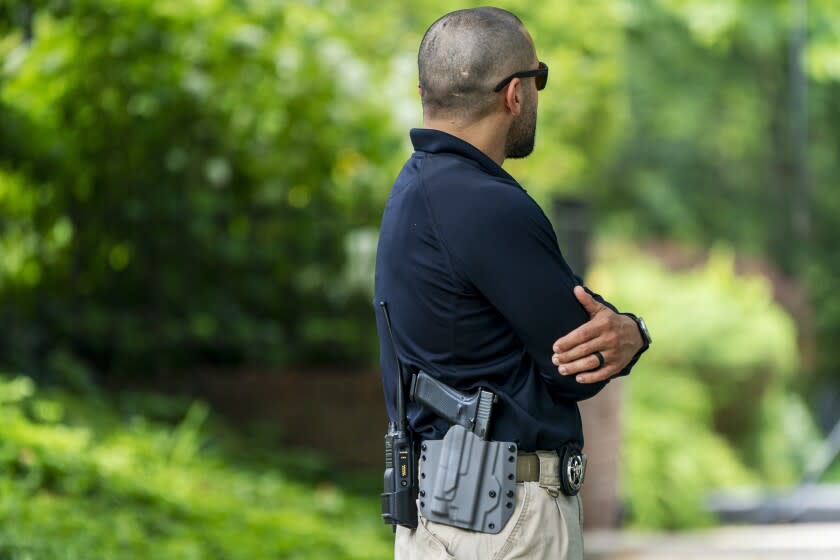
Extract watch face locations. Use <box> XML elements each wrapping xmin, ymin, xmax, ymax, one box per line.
<box><xmin>638</xmin><ymin>317</ymin><xmax>652</xmax><ymax>344</ymax></box>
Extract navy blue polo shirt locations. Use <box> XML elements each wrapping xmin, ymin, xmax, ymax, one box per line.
<box><xmin>374</xmin><ymin>128</ymin><xmax>638</xmax><ymax>451</ymax></box>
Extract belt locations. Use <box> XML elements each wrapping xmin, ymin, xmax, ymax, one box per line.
<box><xmin>418</xmin><ymin>439</ymin><xmax>585</xmax><ymax>494</ymax></box>
<box><xmin>516</xmin><ymin>448</ymin><xmax>587</xmax><ymax>496</ymax></box>
<box><xmin>515</xmin><ymin>452</ymin><xmax>545</xmax><ymax>482</ymax></box>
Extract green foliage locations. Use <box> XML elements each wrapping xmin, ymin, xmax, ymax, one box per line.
<box><xmin>589</xmin><ymin>242</ymin><xmax>814</xmax><ymax>528</ymax></box>
<box><xmin>824</xmin><ymin>458</ymin><xmax>840</xmax><ymax>482</ymax></box>
<box><xmin>593</xmin><ymin>0</ymin><xmax>840</xmax><ymax>394</ymax></box>
<box><xmin>623</xmin><ymin>365</ymin><xmax>754</xmax><ymax>528</ymax></box>
<box><xmin>598</xmin><ymin>0</ymin><xmax>792</xmax><ymax>250</ymax></box>
<box><xmin>0</xmin><ymin>373</ymin><xmax>392</xmax><ymax>559</ymax></box>
<box><xmin>0</xmin><ymin>0</ymin><xmax>396</xmax><ymax>373</ymax></box>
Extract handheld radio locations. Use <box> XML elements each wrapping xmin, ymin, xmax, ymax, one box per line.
<box><xmin>379</xmin><ymin>301</ymin><xmax>418</xmax><ymax>529</ymax></box>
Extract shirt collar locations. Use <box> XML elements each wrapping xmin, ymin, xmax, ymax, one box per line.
<box><xmin>409</xmin><ymin>128</ymin><xmax>520</xmax><ymax>185</ymax></box>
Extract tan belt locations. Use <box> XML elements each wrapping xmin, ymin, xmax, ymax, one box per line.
<box><xmin>516</xmin><ymin>451</ymin><xmax>560</xmax><ymax>483</ymax></box>
<box><xmin>417</xmin><ymin>444</ymin><xmax>568</xmax><ymax>484</ymax></box>
<box><xmin>516</xmin><ymin>453</ymin><xmax>541</xmax><ymax>482</ymax></box>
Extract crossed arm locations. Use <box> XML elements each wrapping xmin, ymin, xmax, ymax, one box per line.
<box><xmin>446</xmin><ymin>186</ymin><xmax>647</xmax><ymax>397</ymax></box>
<box><xmin>551</xmin><ymin>285</ymin><xmax>646</xmax><ymax>384</ymax></box>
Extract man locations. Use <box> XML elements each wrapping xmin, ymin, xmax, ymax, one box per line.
<box><xmin>374</xmin><ymin>7</ymin><xmax>650</xmax><ymax>560</ymax></box>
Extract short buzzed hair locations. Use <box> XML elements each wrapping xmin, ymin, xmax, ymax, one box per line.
<box><xmin>418</xmin><ymin>7</ymin><xmax>536</xmax><ymax>121</ymax></box>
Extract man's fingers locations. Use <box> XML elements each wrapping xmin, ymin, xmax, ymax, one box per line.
<box><xmin>555</xmin><ymin>350</ymin><xmax>609</xmax><ymax>376</ymax></box>
<box><xmin>551</xmin><ymin>286</ymin><xmax>608</xmax><ymax>353</ymax></box>
<box><xmin>574</xmin><ymin>285</ymin><xmax>605</xmax><ymax>317</ymax></box>
<box><xmin>550</xmin><ymin>289</ymin><xmax>641</xmax><ymax>384</ymax></box>
<box><xmin>552</xmin><ymin>322</ymin><xmax>599</xmax><ymax>353</ymax></box>
<box><xmin>575</xmin><ymin>369</ymin><xmax>613</xmax><ymax>384</ymax></box>
<box><xmin>552</xmin><ymin>335</ymin><xmax>604</xmax><ymax>365</ymax></box>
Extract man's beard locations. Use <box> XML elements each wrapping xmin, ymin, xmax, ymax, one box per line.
<box><xmin>504</xmin><ymin>97</ymin><xmax>537</xmax><ymax>159</ymax></box>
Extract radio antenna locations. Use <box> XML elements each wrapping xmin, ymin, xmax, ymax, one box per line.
<box><xmin>379</xmin><ymin>301</ymin><xmax>407</xmax><ymax>433</ymax></box>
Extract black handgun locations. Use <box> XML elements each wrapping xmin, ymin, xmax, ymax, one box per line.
<box><xmin>410</xmin><ymin>372</ymin><xmax>498</xmax><ymax>440</ymax></box>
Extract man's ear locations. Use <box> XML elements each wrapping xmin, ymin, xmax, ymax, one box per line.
<box><xmin>503</xmin><ymin>77</ymin><xmax>523</xmax><ymax>116</ymax></box>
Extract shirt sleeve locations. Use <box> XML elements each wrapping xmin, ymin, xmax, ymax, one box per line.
<box><xmin>441</xmin><ymin>185</ymin><xmax>611</xmax><ymax>401</ymax></box>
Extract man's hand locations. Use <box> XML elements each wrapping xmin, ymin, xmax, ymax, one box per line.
<box><xmin>551</xmin><ymin>286</ymin><xmax>644</xmax><ymax>384</ymax></box>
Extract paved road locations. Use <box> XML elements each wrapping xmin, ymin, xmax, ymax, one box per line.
<box><xmin>585</xmin><ymin>523</ymin><xmax>840</xmax><ymax>559</ymax></box>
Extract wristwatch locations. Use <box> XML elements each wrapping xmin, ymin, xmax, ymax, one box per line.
<box><xmin>635</xmin><ymin>316</ymin><xmax>652</xmax><ymax>346</ymax></box>
<box><xmin>624</xmin><ymin>313</ymin><xmax>652</xmax><ymax>346</ymax></box>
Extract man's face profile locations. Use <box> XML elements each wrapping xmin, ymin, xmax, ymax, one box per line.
<box><xmin>505</xmin><ymin>84</ymin><xmax>538</xmax><ymax>159</ymax></box>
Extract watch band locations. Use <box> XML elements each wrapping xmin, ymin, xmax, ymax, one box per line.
<box><xmin>622</xmin><ymin>312</ymin><xmax>652</xmax><ymax>346</ymax></box>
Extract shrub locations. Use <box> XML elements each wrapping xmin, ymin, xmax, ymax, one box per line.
<box><xmin>588</xmin><ymin>242</ymin><xmax>816</xmax><ymax>528</ymax></box>
<box><xmin>0</xmin><ymin>0</ymin><xmax>395</xmax><ymax>374</ymax></box>
<box><xmin>0</xmin><ymin>373</ymin><xmax>392</xmax><ymax>559</ymax></box>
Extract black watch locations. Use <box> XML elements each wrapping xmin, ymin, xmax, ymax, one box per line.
<box><xmin>633</xmin><ymin>315</ymin><xmax>652</xmax><ymax>346</ymax></box>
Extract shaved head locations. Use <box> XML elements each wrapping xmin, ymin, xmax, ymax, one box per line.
<box><xmin>418</xmin><ymin>7</ymin><xmax>537</xmax><ymax>123</ymax></box>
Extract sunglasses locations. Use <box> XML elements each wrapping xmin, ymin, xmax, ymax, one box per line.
<box><xmin>493</xmin><ymin>61</ymin><xmax>549</xmax><ymax>92</ymax></box>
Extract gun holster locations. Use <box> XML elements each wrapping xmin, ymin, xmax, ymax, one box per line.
<box><xmin>418</xmin><ymin>424</ymin><xmax>518</xmax><ymax>534</ymax></box>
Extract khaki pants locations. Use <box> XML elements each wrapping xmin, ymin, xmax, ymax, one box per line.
<box><xmin>395</xmin><ymin>452</ymin><xmax>584</xmax><ymax>560</ymax></box>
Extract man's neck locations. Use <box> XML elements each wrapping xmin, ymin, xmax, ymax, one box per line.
<box><xmin>422</xmin><ymin>117</ymin><xmax>507</xmax><ymax>167</ymax></box>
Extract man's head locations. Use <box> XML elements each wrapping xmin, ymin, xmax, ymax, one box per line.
<box><xmin>418</xmin><ymin>7</ymin><xmax>543</xmax><ymax>159</ymax></box>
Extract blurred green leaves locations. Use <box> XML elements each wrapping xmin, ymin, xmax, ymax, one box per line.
<box><xmin>0</xmin><ymin>372</ymin><xmax>392</xmax><ymax>559</ymax></box>
<box><xmin>624</xmin><ymin>366</ymin><xmax>755</xmax><ymax>528</ymax></box>
<box><xmin>590</xmin><ymin>242</ymin><xmax>817</xmax><ymax>528</ymax></box>
<box><xmin>0</xmin><ymin>0</ymin><xmax>397</xmax><ymax>373</ymax></box>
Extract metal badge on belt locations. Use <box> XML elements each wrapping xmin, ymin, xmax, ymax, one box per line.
<box><xmin>559</xmin><ymin>445</ymin><xmax>587</xmax><ymax>496</ymax></box>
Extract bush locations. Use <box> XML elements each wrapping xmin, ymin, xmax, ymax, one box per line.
<box><xmin>588</xmin><ymin>242</ymin><xmax>817</xmax><ymax>528</ymax></box>
<box><xmin>0</xmin><ymin>373</ymin><xmax>392</xmax><ymax>559</ymax></box>
<box><xmin>623</xmin><ymin>365</ymin><xmax>754</xmax><ymax>528</ymax></box>
<box><xmin>0</xmin><ymin>0</ymin><xmax>396</xmax><ymax>374</ymax></box>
